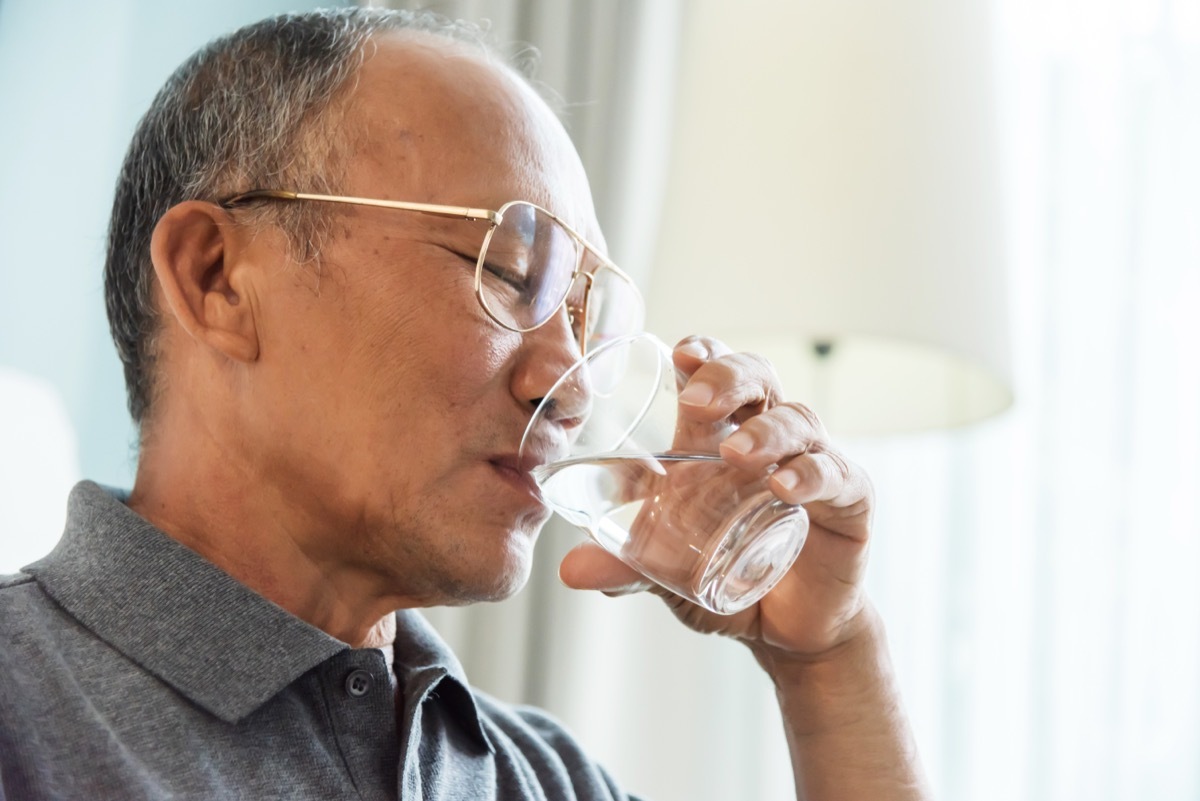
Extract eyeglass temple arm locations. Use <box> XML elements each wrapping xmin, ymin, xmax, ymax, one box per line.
<box><xmin>219</xmin><ymin>189</ymin><xmax>503</xmax><ymax>225</ymax></box>
<box><xmin>550</xmin><ymin>214</ymin><xmax>638</xmax><ymax>288</ymax></box>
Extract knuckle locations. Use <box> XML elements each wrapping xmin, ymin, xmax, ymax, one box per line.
<box><xmin>696</xmin><ymin>357</ymin><xmax>738</xmax><ymax>387</ymax></box>
<box><xmin>733</xmin><ymin>352</ymin><xmax>781</xmax><ymax>389</ymax></box>
<box><xmin>810</xmin><ymin>448</ymin><xmax>858</xmax><ymax>499</ymax></box>
<box><xmin>737</xmin><ymin>350</ymin><xmax>774</xmax><ymax>374</ymax></box>
<box><xmin>828</xmin><ymin>450</ymin><xmax>853</xmax><ymax>483</ymax></box>
<box><xmin>777</xmin><ymin>401</ymin><xmax>824</xmax><ymax>434</ymax></box>
<box><xmin>738</xmin><ymin>410</ymin><xmax>783</xmax><ymax>441</ymax></box>
<box><xmin>681</xmin><ymin>335</ymin><xmax>732</xmax><ymax>359</ymax></box>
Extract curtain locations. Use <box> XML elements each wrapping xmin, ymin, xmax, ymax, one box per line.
<box><xmin>0</xmin><ymin>0</ymin><xmax>352</xmax><ymax>567</ymax></box>
<box><xmin>854</xmin><ymin>2</ymin><xmax>1200</xmax><ymax>799</ymax></box>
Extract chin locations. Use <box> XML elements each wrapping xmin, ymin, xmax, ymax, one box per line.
<box><xmin>488</xmin><ymin>527</ymin><xmax>541</xmax><ymax>597</ymax></box>
<box><xmin>439</xmin><ymin>557</ymin><xmax>533</xmax><ymax>606</ymax></box>
<box><xmin>437</xmin><ymin>521</ymin><xmax>543</xmax><ymax>605</ymax></box>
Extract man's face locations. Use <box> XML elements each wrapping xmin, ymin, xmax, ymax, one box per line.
<box><xmin>236</xmin><ymin>35</ymin><xmax>602</xmax><ymax>605</ymax></box>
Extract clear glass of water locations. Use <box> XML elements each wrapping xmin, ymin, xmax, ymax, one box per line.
<box><xmin>519</xmin><ymin>332</ymin><xmax>808</xmax><ymax>614</ymax></box>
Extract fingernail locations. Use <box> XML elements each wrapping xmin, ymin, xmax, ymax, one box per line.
<box><xmin>722</xmin><ymin>430</ymin><xmax>754</xmax><ymax>456</ymax></box>
<box><xmin>773</xmin><ymin>468</ymin><xmax>799</xmax><ymax>491</ymax></box>
<box><xmin>676</xmin><ymin>341</ymin><xmax>708</xmax><ymax>360</ymax></box>
<box><xmin>678</xmin><ymin>382</ymin><xmax>714</xmax><ymax>406</ymax></box>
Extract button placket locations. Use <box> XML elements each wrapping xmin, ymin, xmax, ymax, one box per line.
<box><xmin>323</xmin><ymin>652</ymin><xmax>398</xmax><ymax>801</ymax></box>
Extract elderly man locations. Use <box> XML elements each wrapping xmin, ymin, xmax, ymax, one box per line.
<box><xmin>0</xmin><ymin>8</ymin><xmax>929</xmax><ymax>801</ymax></box>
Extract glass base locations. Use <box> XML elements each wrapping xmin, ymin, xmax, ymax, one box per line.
<box><xmin>693</xmin><ymin>495</ymin><xmax>808</xmax><ymax>615</ymax></box>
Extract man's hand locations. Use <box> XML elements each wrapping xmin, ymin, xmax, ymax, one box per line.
<box><xmin>558</xmin><ymin>335</ymin><xmax>872</xmax><ymax>661</ymax></box>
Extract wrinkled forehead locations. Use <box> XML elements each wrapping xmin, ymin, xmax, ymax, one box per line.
<box><xmin>338</xmin><ymin>32</ymin><xmax>600</xmax><ymax>240</ymax></box>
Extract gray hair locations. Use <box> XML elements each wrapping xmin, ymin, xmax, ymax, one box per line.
<box><xmin>104</xmin><ymin>7</ymin><xmax>499</xmax><ymax>428</ymax></box>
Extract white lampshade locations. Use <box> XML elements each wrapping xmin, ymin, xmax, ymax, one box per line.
<box><xmin>647</xmin><ymin>0</ymin><xmax>1012</xmax><ymax>436</ymax></box>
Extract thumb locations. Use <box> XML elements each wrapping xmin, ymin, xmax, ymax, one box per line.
<box><xmin>559</xmin><ymin>541</ymin><xmax>654</xmax><ymax>596</ymax></box>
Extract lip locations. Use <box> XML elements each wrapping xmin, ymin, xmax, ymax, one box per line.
<box><xmin>488</xmin><ymin>454</ymin><xmax>544</xmax><ymax>501</ymax></box>
<box><xmin>517</xmin><ymin>427</ymin><xmax>570</xmax><ymax>471</ymax></box>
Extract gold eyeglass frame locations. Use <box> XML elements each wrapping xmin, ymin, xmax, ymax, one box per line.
<box><xmin>218</xmin><ymin>189</ymin><xmax>641</xmax><ymax>354</ymax></box>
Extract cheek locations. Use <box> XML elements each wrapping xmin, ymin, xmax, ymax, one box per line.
<box><xmin>309</xmin><ymin>230</ymin><xmax>530</xmax><ymax>409</ymax></box>
<box><xmin>415</xmin><ymin>326</ymin><xmax>523</xmax><ymax>412</ymax></box>
<box><xmin>347</xmin><ymin>281</ymin><xmax>524</xmax><ymax>413</ymax></box>
<box><xmin>466</xmin><ymin>325</ymin><xmax>523</xmax><ymax>379</ymax></box>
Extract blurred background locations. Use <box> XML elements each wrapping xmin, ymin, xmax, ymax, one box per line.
<box><xmin>2</xmin><ymin>0</ymin><xmax>1198</xmax><ymax>799</ymax></box>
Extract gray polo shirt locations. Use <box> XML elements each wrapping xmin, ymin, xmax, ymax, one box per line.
<box><xmin>0</xmin><ymin>481</ymin><xmax>639</xmax><ymax>801</ymax></box>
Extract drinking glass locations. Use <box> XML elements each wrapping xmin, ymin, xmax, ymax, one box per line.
<box><xmin>519</xmin><ymin>333</ymin><xmax>808</xmax><ymax>614</ymax></box>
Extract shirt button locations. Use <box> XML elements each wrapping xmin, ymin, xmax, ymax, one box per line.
<box><xmin>344</xmin><ymin>669</ymin><xmax>373</xmax><ymax>698</ymax></box>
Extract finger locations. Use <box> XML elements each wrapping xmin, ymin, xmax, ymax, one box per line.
<box><xmin>676</xmin><ymin>352</ymin><xmax>783</xmax><ymax>423</ymax></box>
<box><xmin>769</xmin><ymin>449</ymin><xmax>873</xmax><ymax>512</ymax></box>
<box><xmin>559</xmin><ymin>541</ymin><xmax>655</xmax><ymax>595</ymax></box>
<box><xmin>671</xmin><ymin>336</ymin><xmax>733</xmax><ymax>381</ymax></box>
<box><xmin>718</xmin><ymin>402</ymin><xmax>826</xmax><ymax>470</ymax></box>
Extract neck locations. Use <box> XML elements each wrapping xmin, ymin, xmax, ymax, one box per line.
<box><xmin>128</xmin><ymin>419</ymin><xmax>409</xmax><ymax>648</ymax></box>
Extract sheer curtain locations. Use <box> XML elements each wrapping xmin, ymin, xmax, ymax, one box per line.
<box><xmin>857</xmin><ymin>1</ymin><xmax>1200</xmax><ymax>798</ymax></box>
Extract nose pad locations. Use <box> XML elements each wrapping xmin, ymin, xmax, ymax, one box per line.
<box><xmin>565</xmin><ymin>270</ymin><xmax>594</xmax><ymax>351</ymax></box>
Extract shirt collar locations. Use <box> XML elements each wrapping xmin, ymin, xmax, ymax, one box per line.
<box><xmin>26</xmin><ymin>480</ymin><xmax>491</xmax><ymax>749</ymax></box>
<box><xmin>392</xmin><ymin>609</ymin><xmax>496</xmax><ymax>753</ymax></box>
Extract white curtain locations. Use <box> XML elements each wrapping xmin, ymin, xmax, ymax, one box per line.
<box><xmin>855</xmin><ymin>1</ymin><xmax>1200</xmax><ymax>799</ymax></box>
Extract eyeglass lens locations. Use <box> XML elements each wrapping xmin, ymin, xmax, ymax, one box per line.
<box><xmin>477</xmin><ymin>203</ymin><xmax>576</xmax><ymax>333</ymax></box>
<box><xmin>478</xmin><ymin>203</ymin><xmax>643</xmax><ymax>351</ymax></box>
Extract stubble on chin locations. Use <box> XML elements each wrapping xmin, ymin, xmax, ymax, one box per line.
<box><xmin>373</xmin><ymin>495</ymin><xmax>547</xmax><ymax>607</ymax></box>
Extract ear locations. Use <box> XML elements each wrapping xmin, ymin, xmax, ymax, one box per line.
<box><xmin>150</xmin><ymin>201</ymin><xmax>260</xmax><ymax>362</ymax></box>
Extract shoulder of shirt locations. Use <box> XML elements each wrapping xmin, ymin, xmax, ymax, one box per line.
<box><xmin>470</xmin><ymin>690</ymin><xmax>587</xmax><ymax>755</ymax></box>
<box><xmin>0</xmin><ymin>572</ymin><xmax>52</xmax><ymax>667</ymax></box>
<box><xmin>469</xmin><ymin>691</ymin><xmax>645</xmax><ymax>801</ymax></box>
<box><xmin>0</xmin><ymin>571</ymin><xmax>52</xmax><ymax>632</ymax></box>
<box><xmin>470</xmin><ymin>692</ymin><xmax>597</xmax><ymax>763</ymax></box>
<box><xmin>0</xmin><ymin>570</ymin><xmax>37</xmax><ymax>592</ymax></box>
<box><xmin>469</xmin><ymin>688</ymin><xmax>565</xmax><ymax>732</ymax></box>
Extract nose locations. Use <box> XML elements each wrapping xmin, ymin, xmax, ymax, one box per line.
<box><xmin>510</xmin><ymin>303</ymin><xmax>585</xmax><ymax>413</ymax></box>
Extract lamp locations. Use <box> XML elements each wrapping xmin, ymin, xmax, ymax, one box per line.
<box><xmin>646</xmin><ymin>0</ymin><xmax>1012</xmax><ymax>436</ymax></box>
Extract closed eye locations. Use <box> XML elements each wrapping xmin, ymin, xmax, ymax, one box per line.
<box><xmin>442</xmin><ymin>247</ymin><xmax>524</xmax><ymax>291</ymax></box>
<box><xmin>440</xmin><ymin>247</ymin><xmax>534</xmax><ymax>311</ymax></box>
<box><xmin>482</xmin><ymin>260</ymin><xmax>529</xmax><ymax>293</ymax></box>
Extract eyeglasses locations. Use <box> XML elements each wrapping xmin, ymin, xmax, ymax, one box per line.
<box><xmin>218</xmin><ymin>190</ymin><xmax>644</xmax><ymax>354</ymax></box>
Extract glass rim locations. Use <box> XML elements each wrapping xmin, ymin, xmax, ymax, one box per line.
<box><xmin>518</xmin><ymin>331</ymin><xmax>670</xmax><ymax>469</ymax></box>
